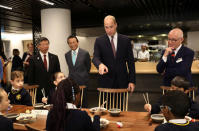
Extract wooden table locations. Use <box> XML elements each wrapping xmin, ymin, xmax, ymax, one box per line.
<box><xmin>9</xmin><ymin>105</ymin><xmax>158</xmax><ymax>131</ymax></box>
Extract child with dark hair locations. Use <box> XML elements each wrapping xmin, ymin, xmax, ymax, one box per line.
<box><xmin>42</xmin><ymin>72</ymin><xmax>65</xmax><ymax>104</ymax></box>
<box><xmin>0</xmin><ymin>88</ymin><xmax>13</xmax><ymax>131</ymax></box>
<box><xmin>155</xmin><ymin>90</ymin><xmax>199</xmax><ymax>131</ymax></box>
<box><xmin>144</xmin><ymin>76</ymin><xmax>199</xmax><ymax>119</ymax></box>
<box><xmin>7</xmin><ymin>71</ymin><xmax>32</xmax><ymax>106</ymax></box>
<box><xmin>46</xmin><ymin>78</ymin><xmax>100</xmax><ymax>131</ymax></box>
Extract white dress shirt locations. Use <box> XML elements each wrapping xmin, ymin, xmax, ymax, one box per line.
<box><xmin>162</xmin><ymin>44</ymin><xmax>182</xmax><ymax>63</ymax></box>
<box><xmin>40</xmin><ymin>51</ymin><xmax>49</xmax><ymax>71</ymax></box>
<box><xmin>108</xmin><ymin>32</ymin><xmax>118</xmax><ymax>51</ymax></box>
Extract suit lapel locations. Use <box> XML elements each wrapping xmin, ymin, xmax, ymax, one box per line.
<box><xmin>105</xmin><ymin>35</ymin><xmax>115</xmax><ymax>59</ymax></box>
<box><xmin>36</xmin><ymin>53</ymin><xmax>47</xmax><ymax>72</ymax></box>
<box><xmin>75</xmin><ymin>48</ymin><xmax>81</xmax><ymax>67</ymax></box>
<box><xmin>116</xmin><ymin>34</ymin><xmax>121</xmax><ymax>59</ymax></box>
<box><xmin>48</xmin><ymin>53</ymin><xmax>52</xmax><ymax>72</ymax></box>
<box><xmin>175</xmin><ymin>45</ymin><xmax>184</xmax><ymax>61</ymax></box>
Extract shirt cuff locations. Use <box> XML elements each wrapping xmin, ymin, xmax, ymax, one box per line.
<box><xmin>162</xmin><ymin>56</ymin><xmax>167</xmax><ymax>63</ymax></box>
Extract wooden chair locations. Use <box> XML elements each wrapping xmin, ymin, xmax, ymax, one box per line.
<box><xmin>25</xmin><ymin>124</ymin><xmax>46</xmax><ymax>131</ymax></box>
<box><xmin>160</xmin><ymin>86</ymin><xmax>198</xmax><ymax>101</ymax></box>
<box><xmin>24</xmin><ymin>84</ymin><xmax>39</xmax><ymax>105</ymax></box>
<box><xmin>79</xmin><ymin>85</ymin><xmax>86</xmax><ymax>107</ymax></box>
<box><xmin>97</xmin><ymin>88</ymin><xmax>129</xmax><ymax>111</ymax></box>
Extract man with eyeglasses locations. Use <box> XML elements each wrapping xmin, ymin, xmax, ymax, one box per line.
<box><xmin>156</xmin><ymin>28</ymin><xmax>194</xmax><ymax>87</ymax></box>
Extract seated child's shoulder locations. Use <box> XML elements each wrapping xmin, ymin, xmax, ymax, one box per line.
<box><xmin>0</xmin><ymin>115</ymin><xmax>12</xmax><ymax>125</ymax></box>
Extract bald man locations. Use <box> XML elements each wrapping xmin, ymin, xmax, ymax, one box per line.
<box><xmin>157</xmin><ymin>28</ymin><xmax>194</xmax><ymax>86</ymax></box>
<box><xmin>92</xmin><ymin>15</ymin><xmax>136</xmax><ymax>92</ymax></box>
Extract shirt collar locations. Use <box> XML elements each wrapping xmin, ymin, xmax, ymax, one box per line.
<box><xmin>108</xmin><ymin>32</ymin><xmax>118</xmax><ymax>41</ymax></box>
<box><xmin>12</xmin><ymin>86</ymin><xmax>20</xmax><ymax>91</ymax></box>
<box><xmin>174</xmin><ymin>44</ymin><xmax>182</xmax><ymax>54</ymax></box>
<box><xmin>39</xmin><ymin>51</ymin><xmax>48</xmax><ymax>57</ymax></box>
<box><xmin>66</xmin><ymin>103</ymin><xmax>77</xmax><ymax>109</ymax></box>
<box><xmin>72</xmin><ymin>47</ymin><xmax>79</xmax><ymax>54</ymax></box>
<box><xmin>169</xmin><ymin>119</ymin><xmax>187</xmax><ymax>124</ymax></box>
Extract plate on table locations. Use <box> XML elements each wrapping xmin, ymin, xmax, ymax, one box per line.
<box><xmin>89</xmin><ymin>107</ymin><xmax>106</xmax><ymax>114</ymax></box>
<box><xmin>43</xmin><ymin>104</ymin><xmax>53</xmax><ymax>110</ymax></box>
<box><xmin>16</xmin><ymin>113</ymin><xmax>36</xmax><ymax>124</ymax></box>
<box><xmin>5</xmin><ymin>113</ymin><xmax>19</xmax><ymax>121</ymax></box>
<box><xmin>108</xmin><ymin>108</ymin><xmax>121</xmax><ymax>116</ymax></box>
<box><xmin>100</xmin><ymin>118</ymin><xmax>109</xmax><ymax>128</ymax></box>
<box><xmin>151</xmin><ymin>114</ymin><xmax>164</xmax><ymax>123</ymax></box>
<box><xmin>33</xmin><ymin>103</ymin><xmax>44</xmax><ymax>109</ymax></box>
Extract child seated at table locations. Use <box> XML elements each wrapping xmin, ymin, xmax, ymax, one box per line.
<box><xmin>0</xmin><ymin>88</ymin><xmax>13</xmax><ymax>131</ymax></box>
<box><xmin>46</xmin><ymin>78</ymin><xmax>100</xmax><ymax>131</ymax></box>
<box><xmin>7</xmin><ymin>71</ymin><xmax>32</xmax><ymax>106</ymax></box>
<box><xmin>144</xmin><ymin>76</ymin><xmax>199</xmax><ymax>119</ymax></box>
<box><xmin>42</xmin><ymin>72</ymin><xmax>66</xmax><ymax>104</ymax></box>
<box><xmin>155</xmin><ymin>90</ymin><xmax>199</xmax><ymax>131</ymax></box>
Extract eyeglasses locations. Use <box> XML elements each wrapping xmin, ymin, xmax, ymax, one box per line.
<box><xmin>160</xmin><ymin>105</ymin><xmax>172</xmax><ymax>111</ymax></box>
<box><xmin>168</xmin><ymin>38</ymin><xmax>181</xmax><ymax>42</ymax></box>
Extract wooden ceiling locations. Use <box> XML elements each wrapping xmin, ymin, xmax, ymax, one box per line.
<box><xmin>1</xmin><ymin>0</ymin><xmax>199</xmax><ymax>35</ymax></box>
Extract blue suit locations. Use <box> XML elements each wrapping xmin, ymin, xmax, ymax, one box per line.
<box><xmin>156</xmin><ymin>45</ymin><xmax>194</xmax><ymax>86</ymax></box>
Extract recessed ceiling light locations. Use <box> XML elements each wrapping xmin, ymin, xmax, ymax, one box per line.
<box><xmin>0</xmin><ymin>4</ymin><xmax>12</xmax><ymax>10</ymax></box>
<box><xmin>40</xmin><ymin>0</ymin><xmax>55</xmax><ymax>5</ymax></box>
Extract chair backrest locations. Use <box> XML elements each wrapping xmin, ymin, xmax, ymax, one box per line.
<box><xmin>24</xmin><ymin>84</ymin><xmax>39</xmax><ymax>105</ymax></box>
<box><xmin>97</xmin><ymin>88</ymin><xmax>129</xmax><ymax>111</ymax></box>
<box><xmin>79</xmin><ymin>85</ymin><xmax>86</xmax><ymax>107</ymax></box>
<box><xmin>160</xmin><ymin>86</ymin><xmax>198</xmax><ymax>101</ymax></box>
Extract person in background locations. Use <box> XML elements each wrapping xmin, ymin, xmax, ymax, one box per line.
<box><xmin>22</xmin><ymin>43</ymin><xmax>34</xmax><ymax>83</ymax></box>
<box><xmin>155</xmin><ymin>90</ymin><xmax>199</xmax><ymax>131</ymax></box>
<box><xmin>28</xmin><ymin>37</ymin><xmax>61</xmax><ymax>103</ymax></box>
<box><xmin>0</xmin><ymin>88</ymin><xmax>13</xmax><ymax>131</ymax></box>
<box><xmin>11</xmin><ymin>49</ymin><xmax>23</xmax><ymax>72</ymax></box>
<box><xmin>144</xmin><ymin>76</ymin><xmax>199</xmax><ymax>119</ymax></box>
<box><xmin>7</xmin><ymin>71</ymin><xmax>32</xmax><ymax>106</ymax></box>
<box><xmin>65</xmin><ymin>35</ymin><xmax>91</xmax><ymax>107</ymax></box>
<box><xmin>156</xmin><ymin>28</ymin><xmax>194</xmax><ymax>87</ymax></box>
<box><xmin>42</xmin><ymin>72</ymin><xmax>65</xmax><ymax>104</ymax></box>
<box><xmin>138</xmin><ymin>44</ymin><xmax>150</xmax><ymax>62</ymax></box>
<box><xmin>46</xmin><ymin>78</ymin><xmax>100</xmax><ymax>131</ymax></box>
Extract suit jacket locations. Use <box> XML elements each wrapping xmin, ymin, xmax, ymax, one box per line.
<box><xmin>11</xmin><ymin>55</ymin><xmax>23</xmax><ymax>72</ymax></box>
<box><xmin>28</xmin><ymin>52</ymin><xmax>60</xmax><ymax>102</ymax></box>
<box><xmin>65</xmin><ymin>48</ymin><xmax>91</xmax><ymax>85</ymax></box>
<box><xmin>92</xmin><ymin>34</ymin><xmax>136</xmax><ymax>89</ymax></box>
<box><xmin>0</xmin><ymin>115</ymin><xmax>13</xmax><ymax>131</ymax></box>
<box><xmin>156</xmin><ymin>45</ymin><xmax>194</xmax><ymax>86</ymax></box>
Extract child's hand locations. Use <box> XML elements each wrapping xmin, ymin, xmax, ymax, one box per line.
<box><xmin>144</xmin><ymin>104</ymin><xmax>152</xmax><ymax>112</ymax></box>
<box><xmin>42</xmin><ymin>97</ymin><xmax>48</xmax><ymax>104</ymax></box>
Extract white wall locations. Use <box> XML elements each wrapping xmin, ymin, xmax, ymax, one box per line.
<box><xmin>1</xmin><ymin>33</ymin><xmax>33</xmax><ymax>58</ymax></box>
<box><xmin>187</xmin><ymin>31</ymin><xmax>199</xmax><ymax>51</ymax></box>
<box><xmin>77</xmin><ymin>36</ymin><xmax>97</xmax><ymax>56</ymax></box>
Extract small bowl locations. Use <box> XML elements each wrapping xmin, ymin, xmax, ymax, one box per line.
<box><xmin>89</xmin><ymin>107</ymin><xmax>106</xmax><ymax>114</ymax></box>
<box><xmin>100</xmin><ymin>118</ymin><xmax>109</xmax><ymax>128</ymax></box>
<box><xmin>16</xmin><ymin>114</ymin><xmax>36</xmax><ymax>124</ymax></box>
<box><xmin>151</xmin><ymin>114</ymin><xmax>164</xmax><ymax>123</ymax></box>
<box><xmin>33</xmin><ymin>103</ymin><xmax>44</xmax><ymax>109</ymax></box>
<box><xmin>5</xmin><ymin>113</ymin><xmax>19</xmax><ymax>121</ymax></box>
<box><xmin>108</xmin><ymin>108</ymin><xmax>121</xmax><ymax>116</ymax></box>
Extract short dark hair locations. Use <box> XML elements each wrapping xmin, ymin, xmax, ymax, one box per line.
<box><xmin>11</xmin><ymin>71</ymin><xmax>24</xmax><ymax>80</ymax></box>
<box><xmin>67</xmin><ymin>35</ymin><xmax>79</xmax><ymax>44</ymax></box>
<box><xmin>38</xmin><ymin>37</ymin><xmax>49</xmax><ymax>45</ymax></box>
<box><xmin>162</xmin><ymin>90</ymin><xmax>191</xmax><ymax>118</ymax></box>
<box><xmin>13</xmin><ymin>49</ymin><xmax>20</xmax><ymax>56</ymax></box>
<box><xmin>171</xmin><ymin>76</ymin><xmax>190</xmax><ymax>90</ymax></box>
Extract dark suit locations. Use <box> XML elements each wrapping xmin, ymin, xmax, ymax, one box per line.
<box><xmin>65</xmin><ymin>48</ymin><xmax>91</xmax><ymax>85</ymax></box>
<box><xmin>11</xmin><ymin>55</ymin><xmax>23</xmax><ymax>72</ymax></box>
<box><xmin>92</xmin><ymin>34</ymin><xmax>136</xmax><ymax>89</ymax></box>
<box><xmin>0</xmin><ymin>115</ymin><xmax>13</xmax><ymax>131</ymax></box>
<box><xmin>28</xmin><ymin>52</ymin><xmax>60</xmax><ymax>102</ymax></box>
<box><xmin>156</xmin><ymin>45</ymin><xmax>194</xmax><ymax>86</ymax></box>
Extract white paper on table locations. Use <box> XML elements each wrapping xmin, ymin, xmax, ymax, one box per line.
<box><xmin>31</xmin><ymin>110</ymin><xmax>49</xmax><ymax>116</ymax></box>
